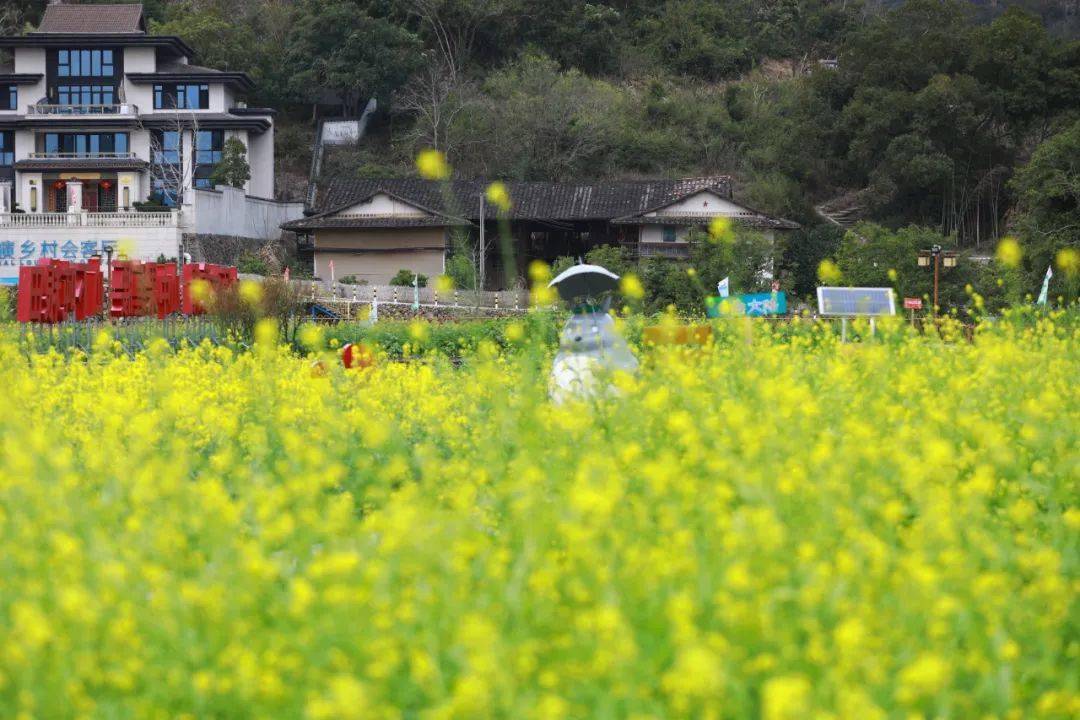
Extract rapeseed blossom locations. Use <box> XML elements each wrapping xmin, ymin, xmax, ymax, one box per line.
<box><xmin>0</xmin><ymin>313</ymin><xmax>1076</xmax><ymax>717</ymax></box>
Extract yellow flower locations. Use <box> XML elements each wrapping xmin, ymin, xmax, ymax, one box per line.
<box><xmin>189</xmin><ymin>278</ymin><xmax>212</xmax><ymax>303</ymax></box>
<box><xmin>254</xmin><ymin>318</ymin><xmax>278</xmax><ymax>345</ymax></box>
<box><xmin>239</xmin><ymin>280</ymin><xmax>263</xmax><ymax>306</ymax></box>
<box><xmin>620</xmin><ymin>273</ymin><xmax>645</xmax><ymax>300</ymax></box>
<box><xmin>818</xmin><ymin>259</ymin><xmax>843</xmax><ymax>284</ymax></box>
<box><xmin>435</xmin><ymin>274</ymin><xmax>455</xmax><ymax>294</ymax></box>
<box><xmin>529</xmin><ymin>260</ymin><xmax>552</xmax><ymax>284</ymax></box>
<box><xmin>1056</xmin><ymin>247</ymin><xmax>1078</xmax><ymax>277</ymax></box>
<box><xmin>709</xmin><ymin>216</ymin><xmax>733</xmax><ymax>243</ymax></box>
<box><xmin>996</xmin><ymin>237</ymin><xmax>1023</xmax><ymax>268</ymax></box>
<box><xmin>408</xmin><ymin>319</ymin><xmax>429</xmax><ymax>343</ymax></box>
<box><xmin>505</xmin><ymin>322</ymin><xmax>525</xmax><ymax>343</ymax></box>
<box><xmin>416</xmin><ymin>149</ymin><xmax>450</xmax><ymax>180</ymax></box>
<box><xmin>763</xmin><ymin>675</ymin><xmax>812</xmax><ymax>720</ymax></box>
<box><xmin>485</xmin><ymin>181</ymin><xmax>512</xmax><ymax>212</ymax></box>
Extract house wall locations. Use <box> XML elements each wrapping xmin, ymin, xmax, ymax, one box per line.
<box><xmin>247</xmin><ymin>125</ymin><xmax>275</xmax><ymax>199</ymax></box>
<box><xmin>187</xmin><ymin>186</ymin><xmax>302</xmax><ymax>240</ymax></box>
<box><xmin>313</xmin><ymin>228</ymin><xmax>446</xmax><ymax>284</ymax></box>
<box><xmin>640</xmin><ymin>225</ymin><xmax>693</xmax><ymax>244</ymax></box>
<box><xmin>343</xmin><ymin>193</ymin><xmax>429</xmax><ymax>216</ymax></box>
<box><xmin>121</xmin><ymin>47</ymin><xmax>156</xmax><ymax>110</ymax></box>
<box><xmin>640</xmin><ymin>225</ymin><xmax>778</xmax><ymax>244</ymax></box>
<box><xmin>12</xmin><ymin>48</ymin><xmax>46</xmax><ymax>113</ymax></box>
<box><xmin>646</xmin><ymin>190</ymin><xmax>749</xmax><ymax>217</ymax></box>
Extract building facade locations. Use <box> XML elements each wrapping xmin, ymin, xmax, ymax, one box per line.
<box><xmin>285</xmin><ymin>177</ymin><xmax>800</xmax><ymax>287</ymax></box>
<box><xmin>0</xmin><ymin>3</ymin><xmax>296</xmax><ymax>283</ymax></box>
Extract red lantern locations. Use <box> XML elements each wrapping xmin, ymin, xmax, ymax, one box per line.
<box><xmin>53</xmin><ymin>180</ymin><xmax>66</xmax><ymax>191</ymax></box>
<box><xmin>100</xmin><ymin>180</ymin><xmax>113</xmax><ymax>191</ymax></box>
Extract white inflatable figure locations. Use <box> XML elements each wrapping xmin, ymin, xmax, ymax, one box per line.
<box><xmin>548</xmin><ymin>263</ymin><xmax>639</xmax><ymax>403</ymax></box>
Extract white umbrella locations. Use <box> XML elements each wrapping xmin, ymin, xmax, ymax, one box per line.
<box><xmin>548</xmin><ymin>264</ymin><xmax>620</xmax><ymax>303</ymax></box>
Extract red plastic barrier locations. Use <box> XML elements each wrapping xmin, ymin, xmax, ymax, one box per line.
<box><xmin>150</xmin><ymin>263</ymin><xmax>181</xmax><ymax>319</ymax></box>
<box><xmin>16</xmin><ymin>266</ymin><xmax>57</xmax><ymax>323</ymax></box>
<box><xmin>182</xmin><ymin>263</ymin><xmax>238</xmax><ymax>315</ymax></box>
<box><xmin>110</xmin><ymin>260</ymin><xmax>153</xmax><ymax>319</ymax></box>
<box><xmin>73</xmin><ymin>259</ymin><xmax>104</xmax><ymax>321</ymax></box>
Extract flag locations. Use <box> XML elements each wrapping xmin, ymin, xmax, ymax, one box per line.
<box><xmin>1037</xmin><ymin>265</ymin><xmax>1053</xmax><ymax>305</ymax></box>
<box><xmin>717</xmin><ymin>277</ymin><xmax>730</xmax><ymax>298</ymax></box>
<box><xmin>329</xmin><ymin>260</ymin><xmax>335</xmax><ymax>284</ymax></box>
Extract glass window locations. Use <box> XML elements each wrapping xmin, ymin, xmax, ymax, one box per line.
<box><xmin>57</xmin><ymin>85</ymin><xmax>115</xmax><ymax>106</ymax></box>
<box><xmin>152</xmin><ymin>130</ymin><xmax>181</xmax><ymax>165</ymax></box>
<box><xmin>42</xmin><ymin>133</ymin><xmax>128</xmax><ymax>157</ymax></box>
<box><xmin>57</xmin><ymin>49</ymin><xmax>116</xmax><ymax>78</ymax></box>
<box><xmin>195</xmin><ymin>130</ymin><xmax>223</xmax><ymax>165</ymax></box>
<box><xmin>662</xmin><ymin>226</ymin><xmax>677</xmax><ymax>243</ymax></box>
<box><xmin>1</xmin><ymin>86</ymin><xmax>14</xmax><ymax>111</ymax></box>
<box><xmin>0</xmin><ymin>131</ymin><xmax>13</xmax><ymax>166</ymax></box>
<box><xmin>154</xmin><ymin>84</ymin><xmax>210</xmax><ymax>110</ymax></box>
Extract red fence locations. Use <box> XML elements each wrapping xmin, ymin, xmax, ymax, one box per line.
<box><xmin>14</xmin><ymin>260</ymin><xmax>237</xmax><ymax>324</ymax></box>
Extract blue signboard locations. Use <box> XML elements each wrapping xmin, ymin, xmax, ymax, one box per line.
<box><xmin>0</xmin><ymin>239</ymin><xmax>105</xmax><ymax>284</ymax></box>
<box><xmin>707</xmin><ymin>292</ymin><xmax>787</xmax><ymax>317</ymax></box>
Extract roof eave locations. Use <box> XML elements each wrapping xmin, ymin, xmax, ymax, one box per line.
<box><xmin>127</xmin><ymin>71</ymin><xmax>255</xmax><ymax>92</ymax></box>
<box><xmin>0</xmin><ymin>34</ymin><xmax>195</xmax><ymax>58</ymax></box>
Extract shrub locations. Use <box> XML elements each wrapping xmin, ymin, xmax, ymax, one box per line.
<box><xmin>389</xmin><ymin>269</ymin><xmax>428</xmax><ymax>287</ymax></box>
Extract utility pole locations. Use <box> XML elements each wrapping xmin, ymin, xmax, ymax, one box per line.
<box><xmin>478</xmin><ymin>192</ymin><xmax>485</xmax><ymax>291</ymax></box>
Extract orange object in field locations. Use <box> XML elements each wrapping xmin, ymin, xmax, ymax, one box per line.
<box><xmin>341</xmin><ymin>343</ymin><xmax>375</xmax><ymax>370</ymax></box>
<box><xmin>642</xmin><ymin>324</ymin><xmax>713</xmax><ymax>346</ymax></box>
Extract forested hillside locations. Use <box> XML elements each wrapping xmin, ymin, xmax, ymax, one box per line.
<box><xmin>4</xmin><ymin>1</ymin><xmax>1079</xmax><ymax>265</ymax></box>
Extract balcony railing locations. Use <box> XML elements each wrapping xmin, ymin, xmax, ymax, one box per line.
<box><xmin>28</xmin><ymin>103</ymin><xmax>138</xmax><ymax>116</ymax></box>
<box><xmin>637</xmin><ymin>242</ymin><xmax>691</xmax><ymax>259</ymax></box>
<box><xmin>27</xmin><ymin>152</ymin><xmax>138</xmax><ymax>160</ymax></box>
<box><xmin>0</xmin><ymin>211</ymin><xmax>178</xmax><ymax>229</ymax></box>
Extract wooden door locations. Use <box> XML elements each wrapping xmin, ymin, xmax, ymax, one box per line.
<box><xmin>83</xmin><ymin>183</ymin><xmax>99</xmax><ymax>212</ymax></box>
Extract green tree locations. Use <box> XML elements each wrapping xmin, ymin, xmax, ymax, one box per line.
<box><xmin>210</xmin><ymin>138</ymin><xmax>252</xmax><ymax>189</ymax></box>
<box><xmin>1011</xmin><ymin>120</ymin><xmax>1080</xmax><ymax>303</ymax></box>
<box><xmin>288</xmin><ymin>0</ymin><xmax>422</xmax><ymax>115</ymax></box>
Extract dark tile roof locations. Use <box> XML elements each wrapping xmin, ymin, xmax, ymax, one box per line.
<box><xmin>312</xmin><ymin>177</ymin><xmax>735</xmax><ymax>222</ymax></box>
<box><xmin>286</xmin><ymin>216</ymin><xmax>469</xmax><ymax>231</ymax></box>
<box><xmin>612</xmin><ymin>213</ymin><xmax>801</xmax><ymax>231</ymax></box>
<box><xmin>36</xmin><ymin>3</ymin><xmax>146</xmax><ymax>34</ymax></box>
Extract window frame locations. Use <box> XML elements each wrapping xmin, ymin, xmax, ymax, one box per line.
<box><xmin>57</xmin><ymin>49</ymin><xmax>114</xmax><ymax>79</ymax></box>
<box><xmin>153</xmin><ymin>83</ymin><xmax>210</xmax><ymax>110</ymax></box>
<box><xmin>1</xmin><ymin>86</ymin><xmax>15</xmax><ymax>111</ymax></box>
<box><xmin>661</xmin><ymin>225</ymin><xmax>677</xmax><ymax>243</ymax></box>
<box><xmin>0</xmin><ymin>131</ymin><xmax>13</xmax><ymax>166</ymax></box>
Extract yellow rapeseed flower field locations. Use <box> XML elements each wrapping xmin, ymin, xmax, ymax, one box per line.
<box><xmin>0</xmin><ymin>313</ymin><xmax>1077</xmax><ymax>719</ymax></box>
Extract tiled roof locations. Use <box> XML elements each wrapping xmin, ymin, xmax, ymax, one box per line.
<box><xmin>612</xmin><ymin>213</ymin><xmax>801</xmax><ymax>230</ymax></box>
<box><xmin>312</xmin><ymin>177</ymin><xmax>735</xmax><ymax>221</ymax></box>
<box><xmin>36</xmin><ymin>4</ymin><xmax>146</xmax><ymax>34</ymax></box>
<box><xmin>285</xmin><ymin>215</ymin><xmax>469</xmax><ymax>231</ymax></box>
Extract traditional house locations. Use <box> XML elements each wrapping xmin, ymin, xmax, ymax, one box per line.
<box><xmin>0</xmin><ymin>2</ymin><xmax>300</xmax><ymax>283</ymax></box>
<box><xmin>284</xmin><ymin>177</ymin><xmax>799</xmax><ymax>286</ymax></box>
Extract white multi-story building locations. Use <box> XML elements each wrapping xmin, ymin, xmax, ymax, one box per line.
<box><xmin>0</xmin><ymin>2</ymin><xmax>300</xmax><ymax>284</ymax></box>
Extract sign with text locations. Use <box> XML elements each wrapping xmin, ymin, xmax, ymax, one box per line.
<box><xmin>322</xmin><ymin>120</ymin><xmax>361</xmax><ymax>146</ymax></box>
<box><xmin>0</xmin><ymin>239</ymin><xmax>107</xmax><ymax>285</ymax></box>
<box><xmin>903</xmin><ymin>297</ymin><xmax>923</xmax><ymax>310</ymax></box>
<box><xmin>706</xmin><ymin>292</ymin><xmax>788</xmax><ymax>318</ymax></box>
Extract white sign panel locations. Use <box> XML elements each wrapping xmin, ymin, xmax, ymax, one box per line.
<box><xmin>322</xmin><ymin>120</ymin><xmax>360</xmax><ymax>146</ymax></box>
